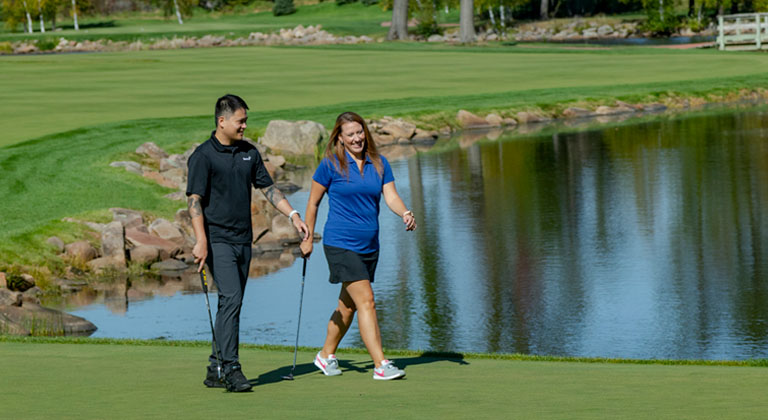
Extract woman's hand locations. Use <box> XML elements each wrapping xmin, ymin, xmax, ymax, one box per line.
<box><xmin>403</xmin><ymin>210</ymin><xmax>417</xmax><ymax>231</ymax></box>
<box><xmin>300</xmin><ymin>239</ymin><xmax>314</xmax><ymax>258</ymax></box>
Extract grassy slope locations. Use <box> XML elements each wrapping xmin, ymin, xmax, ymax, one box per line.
<box><xmin>0</xmin><ymin>3</ymin><xmax>398</xmax><ymax>42</ymax></box>
<box><xmin>1</xmin><ymin>340</ymin><xmax>767</xmax><ymax>419</ymax></box>
<box><xmin>3</xmin><ymin>45</ymin><xmax>768</xmax><ymax>147</ymax></box>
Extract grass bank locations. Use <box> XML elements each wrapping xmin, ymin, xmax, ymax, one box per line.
<box><xmin>1</xmin><ymin>337</ymin><xmax>767</xmax><ymax>419</ymax></box>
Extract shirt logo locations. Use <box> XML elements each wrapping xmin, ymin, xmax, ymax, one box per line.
<box><xmin>242</xmin><ymin>156</ymin><xmax>252</xmax><ymax>161</ymax></box>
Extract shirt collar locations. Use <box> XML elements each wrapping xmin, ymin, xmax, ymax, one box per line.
<box><xmin>209</xmin><ymin>131</ymin><xmax>240</xmax><ymax>153</ymax></box>
<box><xmin>344</xmin><ymin>150</ymin><xmax>372</xmax><ymax>164</ymax></box>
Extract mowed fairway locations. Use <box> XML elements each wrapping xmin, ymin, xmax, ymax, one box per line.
<box><xmin>3</xmin><ymin>45</ymin><xmax>768</xmax><ymax>146</ymax></box>
<box><xmin>1</xmin><ymin>341</ymin><xmax>767</xmax><ymax>419</ymax></box>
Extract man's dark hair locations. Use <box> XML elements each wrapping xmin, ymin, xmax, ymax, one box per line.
<box><xmin>215</xmin><ymin>94</ymin><xmax>249</xmax><ymax>125</ymax></box>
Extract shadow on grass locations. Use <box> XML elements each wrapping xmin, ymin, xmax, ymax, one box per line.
<box><xmin>255</xmin><ymin>352</ymin><xmax>469</xmax><ymax>385</ymax></box>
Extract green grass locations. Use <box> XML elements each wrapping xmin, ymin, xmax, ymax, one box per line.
<box><xmin>3</xmin><ymin>45</ymin><xmax>768</xmax><ymax>147</ymax></box>
<box><xmin>0</xmin><ymin>3</ymin><xmax>398</xmax><ymax>42</ymax></box>
<box><xmin>2</xmin><ymin>338</ymin><xmax>767</xmax><ymax>419</ymax></box>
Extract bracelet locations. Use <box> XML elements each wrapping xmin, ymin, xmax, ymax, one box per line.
<box><xmin>288</xmin><ymin>210</ymin><xmax>300</xmax><ymax>219</ymax></box>
<box><xmin>403</xmin><ymin>210</ymin><xmax>413</xmax><ymax>218</ymax></box>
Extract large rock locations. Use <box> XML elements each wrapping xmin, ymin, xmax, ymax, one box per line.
<box><xmin>0</xmin><ymin>288</ymin><xmax>22</xmax><ymax>306</ymax></box>
<box><xmin>47</xmin><ymin>236</ymin><xmax>65</xmax><ymax>253</ymax></box>
<box><xmin>380</xmin><ymin>120</ymin><xmax>416</xmax><ymax>140</ymax></box>
<box><xmin>485</xmin><ymin>114</ymin><xmax>504</xmax><ymax>127</ymax></box>
<box><xmin>0</xmin><ymin>272</ymin><xmax>5</xmax><ymax>288</ymax></box>
<box><xmin>457</xmin><ymin>110</ymin><xmax>491</xmax><ymax>129</ymax></box>
<box><xmin>151</xmin><ymin>259</ymin><xmax>189</xmax><ymax>271</ymax></box>
<box><xmin>149</xmin><ymin>218</ymin><xmax>186</xmax><ymax>246</ymax></box>
<box><xmin>87</xmin><ymin>257</ymin><xmax>125</xmax><ymax>274</ymax></box>
<box><xmin>135</xmin><ymin>142</ymin><xmax>168</xmax><ymax>160</ymax></box>
<box><xmin>271</xmin><ymin>214</ymin><xmax>299</xmax><ymax>241</ymax></box>
<box><xmin>561</xmin><ymin>107</ymin><xmax>592</xmax><ymax>119</ymax></box>
<box><xmin>142</xmin><ymin>170</ymin><xmax>178</xmax><ymax>189</ymax></box>
<box><xmin>174</xmin><ymin>209</ymin><xmax>195</xmax><ymax>237</ymax></box>
<box><xmin>110</xmin><ymin>161</ymin><xmax>143</xmax><ymax>175</ymax></box>
<box><xmin>110</xmin><ymin>208</ymin><xmax>144</xmax><ymax>229</ymax></box>
<box><xmin>128</xmin><ymin>245</ymin><xmax>160</xmax><ymax>265</ymax></box>
<box><xmin>64</xmin><ymin>241</ymin><xmax>98</xmax><ymax>262</ymax></box>
<box><xmin>0</xmin><ymin>303</ymin><xmax>97</xmax><ymax>336</ymax></box>
<box><xmin>259</xmin><ymin>120</ymin><xmax>326</xmax><ymax>155</ymax></box>
<box><xmin>125</xmin><ymin>228</ymin><xmax>180</xmax><ymax>260</ymax></box>
<box><xmin>101</xmin><ymin>221</ymin><xmax>126</xmax><ymax>265</ymax></box>
<box><xmin>516</xmin><ymin>111</ymin><xmax>550</xmax><ymax>124</ymax></box>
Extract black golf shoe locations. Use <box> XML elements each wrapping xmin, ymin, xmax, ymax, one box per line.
<box><xmin>224</xmin><ymin>366</ymin><xmax>252</xmax><ymax>392</ymax></box>
<box><xmin>204</xmin><ymin>365</ymin><xmax>225</xmax><ymax>388</ymax></box>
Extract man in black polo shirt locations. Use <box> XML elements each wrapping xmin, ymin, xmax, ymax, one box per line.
<box><xmin>186</xmin><ymin>94</ymin><xmax>308</xmax><ymax>392</ymax></box>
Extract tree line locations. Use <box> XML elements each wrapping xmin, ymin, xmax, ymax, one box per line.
<box><xmin>2</xmin><ymin>0</ymin><xmax>767</xmax><ymax>35</ymax></box>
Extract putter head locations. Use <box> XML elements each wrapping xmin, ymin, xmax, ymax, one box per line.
<box><xmin>281</xmin><ymin>374</ymin><xmax>294</xmax><ymax>381</ymax></box>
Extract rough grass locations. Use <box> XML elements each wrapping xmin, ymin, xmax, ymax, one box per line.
<box><xmin>1</xmin><ymin>337</ymin><xmax>767</xmax><ymax>419</ymax></box>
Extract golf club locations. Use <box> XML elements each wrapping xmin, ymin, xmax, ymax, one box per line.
<box><xmin>282</xmin><ymin>257</ymin><xmax>307</xmax><ymax>381</ymax></box>
<box><xmin>200</xmin><ymin>268</ymin><xmax>225</xmax><ymax>385</ymax></box>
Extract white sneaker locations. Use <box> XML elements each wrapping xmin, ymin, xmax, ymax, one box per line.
<box><xmin>373</xmin><ymin>360</ymin><xmax>405</xmax><ymax>380</ymax></box>
<box><xmin>314</xmin><ymin>352</ymin><xmax>342</xmax><ymax>376</ymax></box>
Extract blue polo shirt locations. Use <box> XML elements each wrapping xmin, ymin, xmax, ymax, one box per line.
<box><xmin>313</xmin><ymin>152</ymin><xmax>394</xmax><ymax>253</ymax></box>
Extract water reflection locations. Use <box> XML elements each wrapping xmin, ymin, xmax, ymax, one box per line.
<box><xmin>70</xmin><ymin>110</ymin><xmax>768</xmax><ymax>360</ymax></box>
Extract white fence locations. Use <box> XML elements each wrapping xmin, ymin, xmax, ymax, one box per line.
<box><xmin>718</xmin><ymin>13</ymin><xmax>768</xmax><ymax>51</ymax></box>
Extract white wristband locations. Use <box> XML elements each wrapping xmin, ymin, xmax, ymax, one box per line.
<box><xmin>288</xmin><ymin>210</ymin><xmax>299</xmax><ymax>219</ymax></box>
<box><xmin>403</xmin><ymin>210</ymin><xmax>413</xmax><ymax>218</ymax></box>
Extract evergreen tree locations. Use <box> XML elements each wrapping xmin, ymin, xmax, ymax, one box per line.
<box><xmin>273</xmin><ymin>0</ymin><xmax>296</xmax><ymax>15</ymax></box>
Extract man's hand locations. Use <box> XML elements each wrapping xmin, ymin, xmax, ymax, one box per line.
<box><xmin>193</xmin><ymin>240</ymin><xmax>207</xmax><ymax>272</ymax></box>
<box><xmin>292</xmin><ymin>215</ymin><xmax>309</xmax><ymax>241</ymax></box>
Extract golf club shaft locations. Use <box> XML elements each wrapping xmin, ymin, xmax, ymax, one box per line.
<box><xmin>290</xmin><ymin>258</ymin><xmax>307</xmax><ymax>373</ymax></box>
<box><xmin>201</xmin><ymin>268</ymin><xmax>223</xmax><ymax>378</ymax></box>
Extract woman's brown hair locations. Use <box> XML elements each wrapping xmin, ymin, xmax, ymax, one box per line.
<box><xmin>324</xmin><ymin>112</ymin><xmax>383</xmax><ymax>178</ymax></box>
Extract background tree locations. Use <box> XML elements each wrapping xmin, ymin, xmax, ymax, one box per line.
<box><xmin>273</xmin><ymin>0</ymin><xmax>296</xmax><ymax>15</ymax></box>
<box><xmin>459</xmin><ymin>0</ymin><xmax>474</xmax><ymax>42</ymax></box>
<box><xmin>387</xmin><ymin>0</ymin><xmax>409</xmax><ymax>39</ymax></box>
<box><xmin>151</xmin><ymin>0</ymin><xmax>193</xmax><ymax>24</ymax></box>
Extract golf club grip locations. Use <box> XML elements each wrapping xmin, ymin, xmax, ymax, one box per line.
<box><xmin>200</xmin><ymin>269</ymin><xmax>209</xmax><ymax>293</ymax></box>
<box><xmin>302</xmin><ymin>257</ymin><xmax>306</xmax><ymax>277</ymax></box>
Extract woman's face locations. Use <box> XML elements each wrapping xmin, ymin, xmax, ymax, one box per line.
<box><xmin>339</xmin><ymin>121</ymin><xmax>365</xmax><ymax>158</ymax></box>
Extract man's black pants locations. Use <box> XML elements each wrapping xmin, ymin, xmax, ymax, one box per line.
<box><xmin>206</xmin><ymin>242</ymin><xmax>251</xmax><ymax>371</ymax></box>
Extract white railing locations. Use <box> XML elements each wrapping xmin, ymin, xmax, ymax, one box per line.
<box><xmin>718</xmin><ymin>13</ymin><xmax>768</xmax><ymax>50</ymax></box>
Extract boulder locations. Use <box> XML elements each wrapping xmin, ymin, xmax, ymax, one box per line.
<box><xmin>271</xmin><ymin>215</ymin><xmax>299</xmax><ymax>241</ymax></box>
<box><xmin>595</xmin><ymin>105</ymin><xmax>634</xmax><ymax>116</ymax></box>
<box><xmin>161</xmin><ymin>167</ymin><xmax>186</xmax><ymax>186</ymax></box>
<box><xmin>47</xmin><ymin>236</ymin><xmax>65</xmax><ymax>253</ymax></box>
<box><xmin>0</xmin><ymin>288</ymin><xmax>22</xmax><ymax>306</ymax></box>
<box><xmin>174</xmin><ymin>209</ymin><xmax>195</xmax><ymax>237</ymax></box>
<box><xmin>457</xmin><ymin>110</ymin><xmax>491</xmax><ymax>129</ymax></box>
<box><xmin>561</xmin><ymin>107</ymin><xmax>592</xmax><ymax>119</ymax></box>
<box><xmin>516</xmin><ymin>111</ymin><xmax>550</xmax><ymax>124</ymax></box>
<box><xmin>64</xmin><ymin>241</ymin><xmax>98</xmax><ymax>262</ymax></box>
<box><xmin>0</xmin><ymin>272</ymin><xmax>5</xmax><ymax>288</ymax></box>
<box><xmin>142</xmin><ymin>170</ymin><xmax>178</xmax><ymax>189</ymax></box>
<box><xmin>412</xmin><ymin>129</ymin><xmax>439</xmax><ymax>142</ymax></box>
<box><xmin>151</xmin><ymin>259</ymin><xmax>189</xmax><ymax>271</ymax></box>
<box><xmin>259</xmin><ymin>120</ymin><xmax>326</xmax><ymax>155</ymax></box>
<box><xmin>110</xmin><ymin>161</ymin><xmax>143</xmax><ymax>175</ymax></box>
<box><xmin>22</xmin><ymin>287</ymin><xmax>42</xmax><ymax>305</ymax></box>
<box><xmin>380</xmin><ymin>120</ymin><xmax>416</xmax><ymax>140</ymax></box>
<box><xmin>0</xmin><ymin>312</ymin><xmax>30</xmax><ymax>335</ymax></box>
<box><xmin>0</xmin><ymin>303</ymin><xmax>97</xmax><ymax>336</ymax></box>
<box><xmin>125</xmin><ymin>228</ymin><xmax>180</xmax><ymax>260</ymax></box>
<box><xmin>101</xmin><ymin>221</ymin><xmax>126</xmax><ymax>265</ymax></box>
<box><xmin>128</xmin><ymin>245</ymin><xmax>160</xmax><ymax>265</ymax></box>
<box><xmin>87</xmin><ymin>257</ymin><xmax>125</xmax><ymax>274</ymax></box>
<box><xmin>485</xmin><ymin>113</ymin><xmax>504</xmax><ymax>127</ymax></box>
<box><xmin>372</xmin><ymin>132</ymin><xmax>397</xmax><ymax>146</ymax></box>
<box><xmin>54</xmin><ymin>278</ymin><xmax>87</xmax><ymax>294</ymax></box>
<box><xmin>148</xmin><ymin>218</ymin><xmax>186</xmax><ymax>246</ymax></box>
<box><xmin>110</xmin><ymin>208</ymin><xmax>144</xmax><ymax>229</ymax></box>
<box><xmin>164</xmin><ymin>191</ymin><xmax>186</xmax><ymax>201</ymax></box>
<box><xmin>266</xmin><ymin>154</ymin><xmax>286</xmax><ymax>168</ymax></box>
<box><xmin>135</xmin><ymin>142</ymin><xmax>169</xmax><ymax>160</ymax></box>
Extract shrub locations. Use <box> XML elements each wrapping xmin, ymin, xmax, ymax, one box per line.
<box><xmin>361</xmin><ymin>0</ymin><xmax>378</xmax><ymax>5</ymax></box>
<box><xmin>0</xmin><ymin>41</ymin><xmax>13</xmax><ymax>54</ymax></box>
<box><xmin>36</xmin><ymin>38</ymin><xmax>57</xmax><ymax>51</ymax></box>
<box><xmin>336</xmin><ymin>0</ymin><xmax>358</xmax><ymax>5</ymax></box>
<box><xmin>273</xmin><ymin>0</ymin><xmax>296</xmax><ymax>15</ymax></box>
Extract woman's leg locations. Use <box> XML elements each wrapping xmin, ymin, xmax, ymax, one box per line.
<box><xmin>320</xmin><ymin>283</ymin><xmax>356</xmax><ymax>358</ymax></box>
<box><xmin>344</xmin><ymin>280</ymin><xmax>385</xmax><ymax>368</ymax></box>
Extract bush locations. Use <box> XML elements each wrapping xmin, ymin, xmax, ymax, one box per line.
<box><xmin>273</xmin><ymin>0</ymin><xmax>296</xmax><ymax>15</ymax></box>
<box><xmin>336</xmin><ymin>0</ymin><xmax>358</xmax><ymax>5</ymax></box>
<box><xmin>361</xmin><ymin>0</ymin><xmax>378</xmax><ymax>5</ymax></box>
<box><xmin>36</xmin><ymin>38</ymin><xmax>57</xmax><ymax>51</ymax></box>
<box><xmin>0</xmin><ymin>41</ymin><xmax>13</xmax><ymax>54</ymax></box>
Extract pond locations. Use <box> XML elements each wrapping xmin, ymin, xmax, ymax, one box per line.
<box><xmin>67</xmin><ymin>110</ymin><xmax>768</xmax><ymax>360</ymax></box>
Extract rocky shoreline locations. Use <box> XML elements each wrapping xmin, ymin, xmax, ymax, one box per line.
<box><xmin>0</xmin><ymin>20</ymin><xmax>716</xmax><ymax>56</ymax></box>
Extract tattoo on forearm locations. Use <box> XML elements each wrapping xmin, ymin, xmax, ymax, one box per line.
<box><xmin>188</xmin><ymin>196</ymin><xmax>203</xmax><ymax>218</ymax></box>
<box><xmin>261</xmin><ymin>185</ymin><xmax>285</xmax><ymax>207</ymax></box>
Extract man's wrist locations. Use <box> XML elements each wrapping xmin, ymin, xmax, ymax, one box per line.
<box><xmin>288</xmin><ymin>209</ymin><xmax>300</xmax><ymax>219</ymax></box>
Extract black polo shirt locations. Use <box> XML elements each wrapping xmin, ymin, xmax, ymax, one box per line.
<box><xmin>186</xmin><ymin>131</ymin><xmax>273</xmax><ymax>244</ymax></box>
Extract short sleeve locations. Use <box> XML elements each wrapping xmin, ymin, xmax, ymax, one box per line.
<box><xmin>381</xmin><ymin>156</ymin><xmax>394</xmax><ymax>185</ymax></box>
<box><xmin>312</xmin><ymin>158</ymin><xmax>335</xmax><ymax>188</ymax></box>
<box><xmin>251</xmin><ymin>150</ymin><xmax>274</xmax><ymax>189</ymax></box>
<box><xmin>186</xmin><ymin>150</ymin><xmax>210</xmax><ymax>198</ymax></box>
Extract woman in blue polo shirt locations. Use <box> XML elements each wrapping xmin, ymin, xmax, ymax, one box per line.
<box><xmin>300</xmin><ymin>111</ymin><xmax>416</xmax><ymax>381</ymax></box>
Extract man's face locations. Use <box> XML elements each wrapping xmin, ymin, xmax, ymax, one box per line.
<box><xmin>218</xmin><ymin>108</ymin><xmax>247</xmax><ymax>141</ymax></box>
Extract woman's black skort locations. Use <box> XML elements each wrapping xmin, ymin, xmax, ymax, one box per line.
<box><xmin>323</xmin><ymin>244</ymin><xmax>379</xmax><ymax>284</ymax></box>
